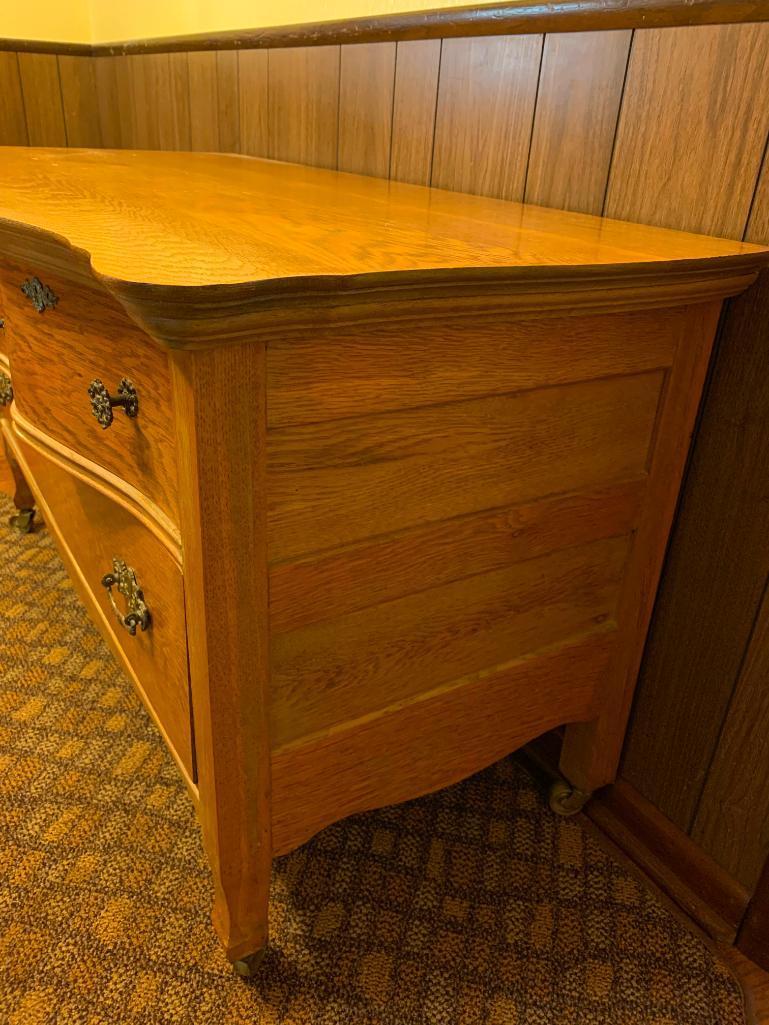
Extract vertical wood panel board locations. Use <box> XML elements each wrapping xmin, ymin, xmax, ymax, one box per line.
<box><xmin>338</xmin><ymin>42</ymin><xmax>396</xmax><ymax>178</ymax></box>
<box><xmin>525</xmin><ymin>30</ymin><xmax>631</xmax><ymax>215</ymax></box>
<box><xmin>58</xmin><ymin>56</ymin><xmax>102</xmax><ymax>148</ymax></box>
<box><xmin>17</xmin><ymin>53</ymin><xmax>66</xmax><ymax>147</ymax></box>
<box><xmin>605</xmin><ymin>23</ymin><xmax>769</xmax><ymax>236</ymax></box>
<box><xmin>268</xmin><ymin>46</ymin><xmax>341</xmax><ymax>169</ymax></box>
<box><xmin>431</xmin><ymin>34</ymin><xmax>543</xmax><ymax>201</ymax></box>
<box><xmin>0</xmin><ymin>53</ymin><xmax>29</xmax><ymax>146</ymax></box>
<box><xmin>238</xmin><ymin>50</ymin><xmax>269</xmax><ymax>157</ymax></box>
<box><xmin>390</xmin><ymin>39</ymin><xmax>441</xmax><ymax>185</ymax></box>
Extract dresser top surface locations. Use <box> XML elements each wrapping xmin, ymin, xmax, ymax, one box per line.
<box><xmin>0</xmin><ymin>147</ymin><xmax>766</xmax><ymax>291</ymax></box>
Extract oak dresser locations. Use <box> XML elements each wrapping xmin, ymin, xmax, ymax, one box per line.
<box><xmin>0</xmin><ymin>148</ymin><xmax>766</xmax><ymax>974</ymax></box>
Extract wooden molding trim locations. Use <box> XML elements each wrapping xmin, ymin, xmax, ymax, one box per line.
<box><xmin>2</xmin><ymin>0</ymin><xmax>769</xmax><ymax>57</ymax></box>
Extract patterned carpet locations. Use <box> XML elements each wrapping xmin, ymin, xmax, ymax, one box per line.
<box><xmin>0</xmin><ymin>491</ymin><xmax>746</xmax><ymax>1025</ymax></box>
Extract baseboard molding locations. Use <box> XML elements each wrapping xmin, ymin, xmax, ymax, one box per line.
<box><xmin>525</xmin><ymin>732</ymin><xmax>750</xmax><ymax>944</ymax></box>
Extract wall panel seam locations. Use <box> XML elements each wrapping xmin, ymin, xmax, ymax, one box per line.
<box><xmin>521</xmin><ymin>34</ymin><xmax>547</xmax><ymax>203</ymax></box>
<box><xmin>600</xmin><ymin>27</ymin><xmax>634</xmax><ymax>216</ymax></box>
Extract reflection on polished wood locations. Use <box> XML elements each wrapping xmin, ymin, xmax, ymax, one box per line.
<box><xmin>0</xmin><ymin>149</ymin><xmax>766</xmax><ymax>970</ymax></box>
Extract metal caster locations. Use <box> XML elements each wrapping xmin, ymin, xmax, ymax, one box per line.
<box><xmin>232</xmin><ymin>948</ymin><xmax>266</xmax><ymax>978</ymax></box>
<box><xmin>548</xmin><ymin>779</ymin><xmax>591</xmax><ymax>817</ymax></box>
<box><xmin>9</xmin><ymin>507</ymin><xmax>35</xmax><ymax>533</ymax></box>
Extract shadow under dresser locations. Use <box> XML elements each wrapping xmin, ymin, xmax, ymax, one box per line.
<box><xmin>0</xmin><ymin>147</ymin><xmax>766</xmax><ymax>974</ymax></box>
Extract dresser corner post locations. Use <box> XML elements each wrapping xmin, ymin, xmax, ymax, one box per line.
<box><xmin>168</xmin><ymin>339</ymin><xmax>272</xmax><ymax>969</ymax></box>
<box><xmin>559</xmin><ymin>298</ymin><xmax>724</xmax><ymax>798</ymax></box>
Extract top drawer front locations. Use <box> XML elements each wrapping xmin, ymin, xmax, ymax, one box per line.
<box><xmin>0</xmin><ymin>254</ymin><xmax>178</xmax><ymax>523</ymax></box>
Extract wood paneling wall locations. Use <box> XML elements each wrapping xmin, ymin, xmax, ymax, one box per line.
<box><xmin>3</xmin><ymin>16</ymin><xmax>769</xmax><ymax>956</ymax></box>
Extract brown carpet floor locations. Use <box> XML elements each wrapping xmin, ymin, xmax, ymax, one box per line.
<box><xmin>0</xmin><ymin>492</ymin><xmax>746</xmax><ymax>1025</ymax></box>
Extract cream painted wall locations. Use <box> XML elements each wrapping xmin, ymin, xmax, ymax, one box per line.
<box><xmin>1</xmin><ymin>0</ymin><xmax>91</xmax><ymax>43</ymax></box>
<box><xmin>2</xmin><ymin>0</ymin><xmax>501</xmax><ymax>45</ymax></box>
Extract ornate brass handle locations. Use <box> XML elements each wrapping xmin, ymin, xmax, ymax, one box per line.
<box><xmin>20</xmin><ymin>277</ymin><xmax>58</xmax><ymax>313</ymax></box>
<box><xmin>0</xmin><ymin>372</ymin><xmax>12</xmax><ymax>407</ymax></box>
<box><xmin>101</xmin><ymin>559</ymin><xmax>150</xmax><ymax>635</ymax></box>
<box><xmin>88</xmin><ymin>378</ymin><xmax>139</xmax><ymax>429</ymax></box>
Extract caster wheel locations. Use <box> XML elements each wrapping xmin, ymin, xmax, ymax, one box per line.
<box><xmin>232</xmin><ymin>948</ymin><xmax>266</xmax><ymax>978</ymax></box>
<box><xmin>548</xmin><ymin>779</ymin><xmax>591</xmax><ymax>817</ymax></box>
<box><xmin>9</xmin><ymin>508</ymin><xmax>35</xmax><ymax>534</ymax></box>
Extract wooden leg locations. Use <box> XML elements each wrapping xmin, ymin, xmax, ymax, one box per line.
<box><xmin>2</xmin><ymin>433</ymin><xmax>37</xmax><ymax>532</ymax></box>
<box><xmin>170</xmin><ymin>344</ymin><xmax>272</xmax><ymax>974</ymax></box>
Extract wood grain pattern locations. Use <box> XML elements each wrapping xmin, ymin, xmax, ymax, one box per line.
<box><xmin>431</xmin><ymin>34</ymin><xmax>543</xmax><ymax>200</ymax></box>
<box><xmin>0</xmin><ymin>240</ymin><xmax>179</xmax><ymax>524</ymax></box>
<box><xmin>389</xmin><ymin>39</ymin><xmax>441</xmax><ymax>185</ymax></box>
<box><xmin>170</xmin><ymin>341</ymin><xmax>272</xmax><ymax>964</ymax></box>
<box><xmin>127</xmin><ymin>53</ymin><xmax>191</xmax><ymax>151</ymax></box>
<box><xmin>691</xmin><ymin>581</ymin><xmax>769</xmax><ymax>889</ymax></box>
<box><xmin>605</xmin><ymin>23</ymin><xmax>769</xmax><ymax>236</ymax></box>
<box><xmin>561</xmin><ymin>301</ymin><xmax>723</xmax><ymax>793</ymax></box>
<box><xmin>268</xmin><ymin>46</ymin><xmax>340</xmax><ymax>168</ymax></box>
<box><xmin>188</xmin><ymin>51</ymin><xmax>240</xmax><ymax>153</ymax></box>
<box><xmin>0</xmin><ymin>53</ymin><xmax>28</xmax><ymax>146</ymax></box>
<box><xmin>271</xmin><ymin>631</ymin><xmax>611</xmax><ymax>855</ymax></box>
<box><xmin>525</xmin><ymin>30</ymin><xmax>631</xmax><ymax>214</ymax></box>
<box><xmin>92</xmin><ymin>57</ymin><xmax>123</xmax><ymax>149</ymax></box>
<box><xmin>58</xmin><ymin>56</ymin><xmax>102</xmax><ymax>147</ymax></box>
<box><xmin>270</xmin><ymin>479</ymin><xmax>644</xmax><ymax>633</ymax></box>
<box><xmin>8</xmin><ymin>424</ymin><xmax>194</xmax><ymax>778</ymax></box>
<box><xmin>17</xmin><ymin>53</ymin><xmax>66</xmax><ymax>147</ymax></box>
<box><xmin>272</xmin><ymin>534</ymin><xmax>628</xmax><ymax>746</ymax></box>
<box><xmin>338</xmin><ymin>42</ymin><xmax>396</xmax><ymax>178</ymax></box>
<box><xmin>621</xmin><ymin>275</ymin><xmax>769</xmax><ymax>830</ymax></box>
<box><xmin>266</xmin><ymin>306</ymin><xmax>679</xmax><ymax>427</ymax></box>
<box><xmin>237</xmin><ymin>50</ymin><xmax>269</xmax><ymax>157</ymax></box>
<box><xmin>267</xmin><ymin>371</ymin><xmax>663</xmax><ymax>562</ymax></box>
<box><xmin>0</xmin><ymin>150</ymin><xmax>761</xmax><ymax>297</ymax></box>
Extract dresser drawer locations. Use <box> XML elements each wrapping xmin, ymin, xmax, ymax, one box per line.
<box><xmin>5</xmin><ymin>422</ymin><xmax>195</xmax><ymax>780</ymax></box>
<box><xmin>0</xmin><ymin>255</ymin><xmax>179</xmax><ymax>522</ymax></box>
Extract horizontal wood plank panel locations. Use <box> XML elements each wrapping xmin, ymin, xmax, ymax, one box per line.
<box><xmin>128</xmin><ymin>53</ymin><xmax>191</xmax><ymax>151</ymax></box>
<box><xmin>271</xmin><ymin>478</ymin><xmax>645</xmax><ymax>632</ymax></box>
<box><xmin>271</xmin><ymin>534</ymin><xmax>627</xmax><ymax>745</ymax></box>
<box><xmin>691</xmin><ymin>580</ymin><xmax>769</xmax><ymax>889</ymax></box>
<box><xmin>268</xmin><ymin>46</ymin><xmax>340</xmax><ymax>168</ymax></box>
<box><xmin>431</xmin><ymin>34</ymin><xmax>543</xmax><ymax>200</ymax></box>
<box><xmin>267</xmin><ymin>308</ymin><xmax>679</xmax><ymax>427</ymax></box>
<box><xmin>525</xmin><ymin>30</ymin><xmax>631</xmax><ymax>215</ymax></box>
<box><xmin>0</xmin><ymin>53</ymin><xmax>28</xmax><ymax>145</ymax></box>
<box><xmin>338</xmin><ymin>42</ymin><xmax>396</xmax><ymax>178</ymax></box>
<box><xmin>17</xmin><ymin>53</ymin><xmax>66</xmax><ymax>147</ymax></box>
<box><xmin>238</xmin><ymin>50</ymin><xmax>269</xmax><ymax>157</ymax></box>
<box><xmin>267</xmin><ymin>371</ymin><xmax>663</xmax><ymax>561</ymax></box>
<box><xmin>271</xmin><ymin>631</ymin><xmax>612</xmax><ymax>855</ymax></box>
<box><xmin>58</xmin><ymin>56</ymin><xmax>102</xmax><ymax>147</ymax></box>
<box><xmin>605</xmin><ymin>23</ymin><xmax>769</xmax><ymax>236</ymax></box>
<box><xmin>621</xmin><ymin>277</ymin><xmax>769</xmax><ymax>828</ymax></box>
<box><xmin>390</xmin><ymin>39</ymin><xmax>441</xmax><ymax>185</ymax></box>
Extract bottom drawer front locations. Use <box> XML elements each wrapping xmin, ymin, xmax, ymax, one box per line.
<box><xmin>10</xmin><ymin>429</ymin><xmax>195</xmax><ymax>779</ymax></box>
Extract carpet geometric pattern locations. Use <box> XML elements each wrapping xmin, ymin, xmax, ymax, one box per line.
<box><xmin>0</xmin><ymin>492</ymin><xmax>746</xmax><ymax>1025</ymax></box>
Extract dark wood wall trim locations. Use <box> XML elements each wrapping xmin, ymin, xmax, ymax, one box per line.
<box><xmin>2</xmin><ymin>0</ymin><xmax>769</xmax><ymax>57</ymax></box>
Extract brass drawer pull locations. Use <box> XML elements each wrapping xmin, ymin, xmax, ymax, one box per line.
<box><xmin>88</xmin><ymin>378</ymin><xmax>139</xmax><ymax>429</ymax></box>
<box><xmin>0</xmin><ymin>372</ymin><xmax>12</xmax><ymax>407</ymax></box>
<box><xmin>101</xmin><ymin>558</ymin><xmax>150</xmax><ymax>635</ymax></box>
<box><xmin>20</xmin><ymin>277</ymin><xmax>58</xmax><ymax>313</ymax></box>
